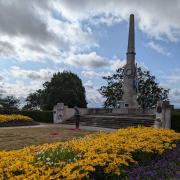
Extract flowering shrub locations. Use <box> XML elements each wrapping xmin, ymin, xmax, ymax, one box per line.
<box><xmin>0</xmin><ymin>114</ymin><xmax>32</xmax><ymax>123</ymax></box>
<box><xmin>0</xmin><ymin>127</ymin><xmax>179</xmax><ymax>179</ymax></box>
<box><xmin>125</xmin><ymin>142</ymin><xmax>180</xmax><ymax>179</ymax></box>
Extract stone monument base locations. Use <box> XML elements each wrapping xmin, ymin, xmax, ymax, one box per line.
<box><xmin>112</xmin><ymin>108</ymin><xmax>155</xmax><ymax>115</ymax></box>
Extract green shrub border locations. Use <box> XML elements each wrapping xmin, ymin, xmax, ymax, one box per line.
<box><xmin>17</xmin><ymin>110</ymin><xmax>53</xmax><ymax>123</ymax></box>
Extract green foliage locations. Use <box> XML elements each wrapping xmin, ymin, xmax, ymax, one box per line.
<box><xmin>22</xmin><ymin>90</ymin><xmax>42</xmax><ymax>110</ymax></box>
<box><xmin>99</xmin><ymin>67</ymin><xmax>169</xmax><ymax>109</ymax></box>
<box><xmin>0</xmin><ymin>95</ymin><xmax>20</xmax><ymax>109</ymax></box>
<box><xmin>137</xmin><ymin>67</ymin><xmax>169</xmax><ymax>109</ymax></box>
<box><xmin>99</xmin><ymin>68</ymin><xmax>124</xmax><ymax>108</ymax></box>
<box><xmin>18</xmin><ymin>110</ymin><xmax>53</xmax><ymax>123</ymax></box>
<box><xmin>171</xmin><ymin>111</ymin><xmax>180</xmax><ymax>132</ymax></box>
<box><xmin>24</xmin><ymin>71</ymin><xmax>87</xmax><ymax>110</ymax></box>
<box><xmin>36</xmin><ymin>148</ymin><xmax>80</xmax><ymax>167</ymax></box>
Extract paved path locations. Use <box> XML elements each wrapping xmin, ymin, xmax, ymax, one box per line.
<box><xmin>0</xmin><ymin>123</ymin><xmax>115</xmax><ymax>132</ymax></box>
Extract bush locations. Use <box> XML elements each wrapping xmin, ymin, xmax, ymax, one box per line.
<box><xmin>17</xmin><ymin>110</ymin><xmax>53</xmax><ymax>123</ymax></box>
<box><xmin>0</xmin><ymin>114</ymin><xmax>32</xmax><ymax>123</ymax></box>
<box><xmin>0</xmin><ymin>114</ymin><xmax>38</xmax><ymax>127</ymax></box>
<box><xmin>171</xmin><ymin>111</ymin><xmax>180</xmax><ymax>132</ymax></box>
<box><xmin>0</xmin><ymin>127</ymin><xmax>179</xmax><ymax>179</ymax></box>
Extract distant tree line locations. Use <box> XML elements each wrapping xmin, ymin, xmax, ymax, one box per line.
<box><xmin>0</xmin><ymin>68</ymin><xmax>169</xmax><ymax>111</ymax></box>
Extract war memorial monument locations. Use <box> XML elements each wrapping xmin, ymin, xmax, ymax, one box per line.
<box><xmin>53</xmin><ymin>14</ymin><xmax>172</xmax><ymax>129</ymax></box>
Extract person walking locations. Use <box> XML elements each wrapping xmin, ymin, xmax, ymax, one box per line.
<box><xmin>74</xmin><ymin>106</ymin><xmax>80</xmax><ymax>129</ymax></box>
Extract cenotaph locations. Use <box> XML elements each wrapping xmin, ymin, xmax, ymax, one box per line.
<box><xmin>122</xmin><ymin>14</ymin><xmax>138</xmax><ymax>108</ymax></box>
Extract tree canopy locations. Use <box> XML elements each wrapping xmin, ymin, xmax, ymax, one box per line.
<box><xmin>99</xmin><ymin>67</ymin><xmax>169</xmax><ymax>109</ymax></box>
<box><xmin>0</xmin><ymin>95</ymin><xmax>20</xmax><ymax>109</ymax></box>
<box><xmin>24</xmin><ymin>71</ymin><xmax>87</xmax><ymax>110</ymax></box>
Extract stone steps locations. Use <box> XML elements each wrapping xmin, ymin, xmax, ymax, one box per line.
<box><xmin>62</xmin><ymin>114</ymin><xmax>155</xmax><ymax>129</ymax></box>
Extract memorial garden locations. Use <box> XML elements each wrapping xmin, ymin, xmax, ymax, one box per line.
<box><xmin>0</xmin><ymin>7</ymin><xmax>179</xmax><ymax>179</ymax></box>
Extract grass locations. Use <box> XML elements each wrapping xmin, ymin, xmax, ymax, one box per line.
<box><xmin>0</xmin><ymin>126</ymin><xmax>92</xmax><ymax>151</ymax></box>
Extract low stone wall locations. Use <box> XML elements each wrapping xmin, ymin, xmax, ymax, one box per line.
<box><xmin>63</xmin><ymin>107</ymin><xmax>89</xmax><ymax>121</ymax></box>
<box><xmin>112</xmin><ymin>108</ymin><xmax>155</xmax><ymax>115</ymax></box>
<box><xmin>62</xmin><ymin>107</ymin><xmax>156</xmax><ymax>122</ymax></box>
<box><xmin>87</xmin><ymin>108</ymin><xmax>112</xmax><ymax>114</ymax></box>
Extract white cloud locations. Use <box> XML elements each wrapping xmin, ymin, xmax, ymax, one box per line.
<box><xmin>147</xmin><ymin>41</ymin><xmax>171</xmax><ymax>56</ymax></box>
<box><xmin>161</xmin><ymin>69</ymin><xmax>180</xmax><ymax>85</ymax></box>
<box><xmin>83</xmin><ymin>79</ymin><xmax>104</xmax><ymax>107</ymax></box>
<box><xmin>0</xmin><ymin>75</ymin><xmax>3</xmax><ymax>81</ymax></box>
<box><xmin>10</xmin><ymin>66</ymin><xmax>57</xmax><ymax>81</ymax></box>
<box><xmin>0</xmin><ymin>0</ymin><xmax>179</xmax><ymax>64</ymax></box>
<box><xmin>81</xmin><ymin>70</ymin><xmax>112</xmax><ymax>79</ymax></box>
<box><xmin>0</xmin><ymin>0</ymin><xmax>97</xmax><ymax>63</ymax></box>
<box><xmin>64</xmin><ymin>52</ymin><xmax>126</xmax><ymax>70</ymax></box>
<box><xmin>110</xmin><ymin>59</ymin><xmax>126</xmax><ymax>71</ymax></box>
<box><xmin>159</xmin><ymin>69</ymin><xmax>180</xmax><ymax>107</ymax></box>
<box><xmin>0</xmin><ymin>80</ymin><xmax>38</xmax><ymax>98</ymax></box>
<box><xmin>53</xmin><ymin>0</ymin><xmax>180</xmax><ymax>42</ymax></box>
<box><xmin>169</xmin><ymin>88</ymin><xmax>180</xmax><ymax>107</ymax></box>
<box><xmin>0</xmin><ymin>0</ymin><xmax>180</xmax><ymax>108</ymax></box>
<box><xmin>65</xmin><ymin>52</ymin><xmax>109</xmax><ymax>69</ymax></box>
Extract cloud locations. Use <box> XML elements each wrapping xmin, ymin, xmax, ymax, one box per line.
<box><xmin>0</xmin><ymin>0</ymin><xmax>97</xmax><ymax>62</ymax></box>
<box><xmin>0</xmin><ymin>75</ymin><xmax>3</xmax><ymax>81</ymax></box>
<box><xmin>110</xmin><ymin>59</ymin><xmax>126</xmax><ymax>71</ymax></box>
<box><xmin>159</xmin><ymin>69</ymin><xmax>180</xmax><ymax>107</ymax></box>
<box><xmin>65</xmin><ymin>52</ymin><xmax>109</xmax><ymax>69</ymax></box>
<box><xmin>65</xmin><ymin>52</ymin><xmax>126</xmax><ymax>70</ymax></box>
<box><xmin>0</xmin><ymin>0</ymin><xmax>179</xmax><ymax>64</ymax></box>
<box><xmin>0</xmin><ymin>80</ymin><xmax>38</xmax><ymax>98</ymax></box>
<box><xmin>83</xmin><ymin>79</ymin><xmax>104</xmax><ymax>107</ymax></box>
<box><xmin>81</xmin><ymin>70</ymin><xmax>112</xmax><ymax>79</ymax></box>
<box><xmin>54</xmin><ymin>0</ymin><xmax>180</xmax><ymax>42</ymax></box>
<box><xmin>161</xmin><ymin>69</ymin><xmax>180</xmax><ymax>85</ymax></box>
<box><xmin>169</xmin><ymin>88</ymin><xmax>180</xmax><ymax>107</ymax></box>
<box><xmin>0</xmin><ymin>0</ymin><xmax>54</xmax><ymax>44</ymax></box>
<box><xmin>0</xmin><ymin>41</ymin><xmax>15</xmax><ymax>57</ymax></box>
<box><xmin>10</xmin><ymin>66</ymin><xmax>57</xmax><ymax>81</ymax></box>
<box><xmin>146</xmin><ymin>41</ymin><xmax>171</xmax><ymax>56</ymax></box>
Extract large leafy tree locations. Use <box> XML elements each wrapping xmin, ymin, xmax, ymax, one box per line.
<box><xmin>99</xmin><ymin>67</ymin><xmax>169</xmax><ymax>109</ymax></box>
<box><xmin>24</xmin><ymin>71</ymin><xmax>87</xmax><ymax>110</ymax></box>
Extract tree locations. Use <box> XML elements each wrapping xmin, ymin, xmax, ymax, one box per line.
<box><xmin>0</xmin><ymin>95</ymin><xmax>20</xmax><ymax>109</ymax></box>
<box><xmin>99</xmin><ymin>67</ymin><xmax>169</xmax><ymax>109</ymax></box>
<box><xmin>22</xmin><ymin>90</ymin><xmax>42</xmax><ymax>110</ymax></box>
<box><xmin>24</xmin><ymin>71</ymin><xmax>87</xmax><ymax>110</ymax></box>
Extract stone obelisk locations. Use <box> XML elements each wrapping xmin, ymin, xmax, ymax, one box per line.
<box><xmin>122</xmin><ymin>14</ymin><xmax>138</xmax><ymax>108</ymax></box>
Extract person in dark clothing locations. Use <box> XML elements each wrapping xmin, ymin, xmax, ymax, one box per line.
<box><xmin>74</xmin><ymin>106</ymin><xmax>80</xmax><ymax>129</ymax></box>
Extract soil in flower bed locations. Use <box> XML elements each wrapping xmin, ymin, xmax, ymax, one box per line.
<box><xmin>0</xmin><ymin>120</ymin><xmax>39</xmax><ymax>127</ymax></box>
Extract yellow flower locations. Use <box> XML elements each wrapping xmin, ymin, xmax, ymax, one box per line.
<box><xmin>0</xmin><ymin>127</ymin><xmax>179</xmax><ymax>179</ymax></box>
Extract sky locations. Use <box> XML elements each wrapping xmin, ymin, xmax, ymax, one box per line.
<box><xmin>0</xmin><ymin>0</ymin><xmax>180</xmax><ymax>108</ymax></box>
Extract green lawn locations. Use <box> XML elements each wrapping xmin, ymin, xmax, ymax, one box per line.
<box><xmin>0</xmin><ymin>127</ymin><xmax>92</xmax><ymax>151</ymax></box>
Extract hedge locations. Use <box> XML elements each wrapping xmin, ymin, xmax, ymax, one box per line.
<box><xmin>17</xmin><ymin>110</ymin><xmax>53</xmax><ymax>123</ymax></box>
<box><xmin>171</xmin><ymin>111</ymin><xmax>180</xmax><ymax>132</ymax></box>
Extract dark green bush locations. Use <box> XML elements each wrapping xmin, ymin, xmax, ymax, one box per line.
<box><xmin>171</xmin><ymin>111</ymin><xmax>180</xmax><ymax>132</ymax></box>
<box><xmin>17</xmin><ymin>110</ymin><xmax>53</xmax><ymax>123</ymax></box>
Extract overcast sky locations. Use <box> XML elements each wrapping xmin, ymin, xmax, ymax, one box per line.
<box><xmin>0</xmin><ymin>0</ymin><xmax>180</xmax><ymax>108</ymax></box>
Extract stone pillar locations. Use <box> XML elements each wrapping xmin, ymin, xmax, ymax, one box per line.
<box><xmin>53</xmin><ymin>103</ymin><xmax>64</xmax><ymax>123</ymax></box>
<box><xmin>122</xmin><ymin>14</ymin><xmax>138</xmax><ymax>108</ymax></box>
<box><xmin>155</xmin><ymin>101</ymin><xmax>173</xmax><ymax>129</ymax></box>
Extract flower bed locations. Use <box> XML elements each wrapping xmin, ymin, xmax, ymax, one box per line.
<box><xmin>0</xmin><ymin>114</ymin><xmax>39</xmax><ymax>127</ymax></box>
<box><xmin>0</xmin><ymin>127</ymin><xmax>179</xmax><ymax>179</ymax></box>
